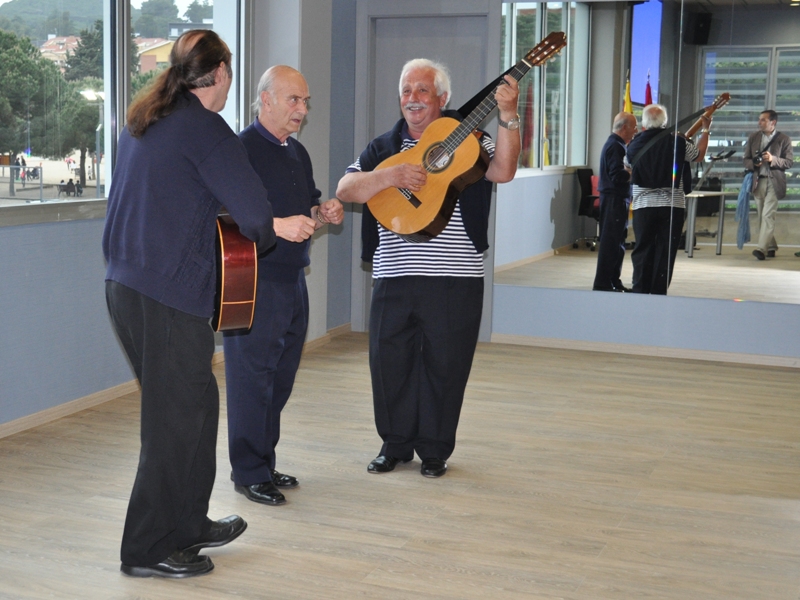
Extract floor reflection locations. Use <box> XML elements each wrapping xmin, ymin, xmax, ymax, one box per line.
<box><xmin>495</xmin><ymin>243</ymin><xmax>800</xmax><ymax>305</ymax></box>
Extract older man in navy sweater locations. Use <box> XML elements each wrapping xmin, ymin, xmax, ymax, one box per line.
<box><xmin>592</xmin><ymin>112</ymin><xmax>637</xmax><ymax>292</ymax></box>
<box><xmin>224</xmin><ymin>65</ymin><xmax>343</xmax><ymax>507</ymax></box>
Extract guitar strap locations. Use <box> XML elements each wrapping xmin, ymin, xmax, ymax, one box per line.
<box><xmin>456</xmin><ymin>66</ymin><xmax>516</xmax><ymax>119</ymax></box>
<box><xmin>629</xmin><ymin>105</ymin><xmax>709</xmax><ymax>167</ymax></box>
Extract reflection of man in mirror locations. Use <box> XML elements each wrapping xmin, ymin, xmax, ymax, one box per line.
<box><xmin>743</xmin><ymin>110</ymin><xmax>794</xmax><ymax>261</ymax></box>
<box><xmin>593</xmin><ymin>112</ymin><xmax>637</xmax><ymax>292</ymax></box>
<box><xmin>626</xmin><ymin>104</ymin><xmax>710</xmax><ymax>295</ymax></box>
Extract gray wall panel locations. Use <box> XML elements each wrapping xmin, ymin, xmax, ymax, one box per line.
<box><xmin>493</xmin><ymin>285</ymin><xmax>800</xmax><ymax>361</ymax></box>
<box><xmin>0</xmin><ymin>219</ymin><xmax>133</xmax><ymax>425</ymax></box>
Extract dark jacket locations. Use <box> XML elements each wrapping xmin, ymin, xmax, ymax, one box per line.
<box><xmin>355</xmin><ymin>110</ymin><xmax>494</xmax><ymax>263</ymax></box>
<box><xmin>627</xmin><ymin>128</ymin><xmax>689</xmax><ymax>191</ymax></box>
<box><xmin>239</xmin><ymin>120</ymin><xmax>321</xmax><ymax>281</ymax></box>
<box><xmin>103</xmin><ymin>93</ymin><xmax>276</xmax><ymax>318</ymax></box>
<box><xmin>598</xmin><ymin>132</ymin><xmax>630</xmax><ymax>197</ymax></box>
<box><xmin>743</xmin><ymin>130</ymin><xmax>794</xmax><ymax>199</ymax></box>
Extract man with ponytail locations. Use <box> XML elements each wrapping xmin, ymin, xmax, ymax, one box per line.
<box><xmin>103</xmin><ymin>29</ymin><xmax>277</xmax><ymax>579</ymax></box>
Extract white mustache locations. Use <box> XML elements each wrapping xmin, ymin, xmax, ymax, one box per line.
<box><xmin>404</xmin><ymin>102</ymin><xmax>428</xmax><ymax>111</ymax></box>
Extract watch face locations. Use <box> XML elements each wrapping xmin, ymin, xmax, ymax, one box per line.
<box><xmin>508</xmin><ymin>120</ymin><xmax>520</xmax><ymax>130</ymax></box>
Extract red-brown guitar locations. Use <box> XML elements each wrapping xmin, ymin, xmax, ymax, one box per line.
<box><xmin>212</xmin><ymin>214</ymin><xmax>258</xmax><ymax>332</ymax></box>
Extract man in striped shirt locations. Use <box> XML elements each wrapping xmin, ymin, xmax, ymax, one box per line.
<box><xmin>336</xmin><ymin>58</ymin><xmax>520</xmax><ymax>478</ymax></box>
<box><xmin>626</xmin><ymin>104</ymin><xmax>710</xmax><ymax>294</ymax></box>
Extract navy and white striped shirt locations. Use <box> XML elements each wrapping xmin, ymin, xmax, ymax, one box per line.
<box><xmin>347</xmin><ymin>134</ymin><xmax>495</xmax><ymax>279</ymax></box>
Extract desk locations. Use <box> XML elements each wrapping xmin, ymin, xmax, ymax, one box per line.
<box><xmin>685</xmin><ymin>191</ymin><xmax>726</xmax><ymax>258</ymax></box>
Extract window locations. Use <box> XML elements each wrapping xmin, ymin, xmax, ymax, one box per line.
<box><xmin>0</xmin><ymin>0</ymin><xmax>226</xmax><ymax>215</ymax></box>
<box><xmin>0</xmin><ymin>2</ymin><xmax>112</xmax><ymax>205</ymax></box>
<box><xmin>501</xmin><ymin>2</ymin><xmax>589</xmax><ymax>168</ymax></box>
<box><xmin>700</xmin><ymin>46</ymin><xmax>799</xmax><ymax>207</ymax></box>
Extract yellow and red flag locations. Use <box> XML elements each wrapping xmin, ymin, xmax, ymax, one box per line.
<box><xmin>623</xmin><ymin>71</ymin><xmax>633</xmax><ymax>113</ymax></box>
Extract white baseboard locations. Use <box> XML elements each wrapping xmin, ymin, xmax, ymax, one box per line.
<box><xmin>490</xmin><ymin>333</ymin><xmax>800</xmax><ymax>369</ymax></box>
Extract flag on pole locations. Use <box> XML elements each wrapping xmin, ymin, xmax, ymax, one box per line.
<box><xmin>542</xmin><ymin>110</ymin><xmax>550</xmax><ymax>166</ymax></box>
<box><xmin>645</xmin><ymin>69</ymin><xmax>653</xmax><ymax>105</ymax></box>
<box><xmin>623</xmin><ymin>69</ymin><xmax>633</xmax><ymax>113</ymax></box>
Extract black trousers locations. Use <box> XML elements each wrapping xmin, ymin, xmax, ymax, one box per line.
<box><xmin>224</xmin><ymin>271</ymin><xmax>308</xmax><ymax>486</ymax></box>
<box><xmin>106</xmin><ymin>281</ymin><xmax>217</xmax><ymax>566</ymax></box>
<box><xmin>369</xmin><ymin>276</ymin><xmax>483</xmax><ymax>461</ymax></box>
<box><xmin>631</xmin><ymin>206</ymin><xmax>685</xmax><ymax>295</ymax></box>
<box><xmin>592</xmin><ymin>193</ymin><xmax>629</xmax><ymax>291</ymax></box>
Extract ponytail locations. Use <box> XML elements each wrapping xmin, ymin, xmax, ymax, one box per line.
<box><xmin>126</xmin><ymin>29</ymin><xmax>232</xmax><ymax>137</ymax></box>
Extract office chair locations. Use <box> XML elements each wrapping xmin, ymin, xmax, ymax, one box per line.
<box><xmin>573</xmin><ymin>168</ymin><xmax>600</xmax><ymax>251</ymax></box>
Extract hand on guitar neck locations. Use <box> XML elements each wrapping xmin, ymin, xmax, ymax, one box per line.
<box><xmin>684</xmin><ymin>114</ymin><xmax>713</xmax><ymax>162</ymax></box>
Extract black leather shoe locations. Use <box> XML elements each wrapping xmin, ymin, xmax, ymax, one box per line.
<box><xmin>420</xmin><ymin>458</ymin><xmax>448</xmax><ymax>478</ymax></box>
<box><xmin>615</xmin><ymin>285</ymin><xmax>631</xmax><ymax>293</ymax></box>
<box><xmin>753</xmin><ymin>249</ymin><xmax>766</xmax><ymax>261</ymax></box>
<box><xmin>767</xmin><ymin>250</ymin><xmax>776</xmax><ymax>258</ymax></box>
<box><xmin>121</xmin><ymin>550</ymin><xmax>214</xmax><ymax>578</ymax></box>
<box><xmin>367</xmin><ymin>455</ymin><xmax>410</xmax><ymax>473</ymax></box>
<box><xmin>271</xmin><ymin>469</ymin><xmax>299</xmax><ymax>488</ymax></box>
<box><xmin>235</xmin><ymin>481</ymin><xmax>286</xmax><ymax>505</ymax></box>
<box><xmin>182</xmin><ymin>515</ymin><xmax>247</xmax><ymax>552</ymax></box>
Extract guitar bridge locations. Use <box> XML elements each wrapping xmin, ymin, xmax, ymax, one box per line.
<box><xmin>400</xmin><ymin>188</ymin><xmax>421</xmax><ymax>208</ymax></box>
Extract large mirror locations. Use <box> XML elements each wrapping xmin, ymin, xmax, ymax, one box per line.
<box><xmin>493</xmin><ymin>0</ymin><xmax>800</xmax><ymax>306</ymax></box>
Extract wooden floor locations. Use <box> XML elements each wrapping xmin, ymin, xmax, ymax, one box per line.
<box><xmin>2</xmin><ymin>333</ymin><xmax>800</xmax><ymax>599</ymax></box>
<box><xmin>495</xmin><ymin>242</ymin><xmax>800</xmax><ymax>305</ymax></box>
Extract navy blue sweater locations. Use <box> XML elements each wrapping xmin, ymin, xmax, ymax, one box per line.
<box><xmin>598</xmin><ymin>132</ymin><xmax>631</xmax><ymax>197</ymax></box>
<box><xmin>239</xmin><ymin>120</ymin><xmax>321</xmax><ymax>281</ymax></box>
<box><xmin>103</xmin><ymin>93</ymin><xmax>276</xmax><ymax>318</ymax></box>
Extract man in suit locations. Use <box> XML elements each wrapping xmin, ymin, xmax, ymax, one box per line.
<box><xmin>743</xmin><ymin>110</ymin><xmax>794</xmax><ymax>260</ymax></box>
<box><xmin>593</xmin><ymin>112</ymin><xmax>637</xmax><ymax>292</ymax></box>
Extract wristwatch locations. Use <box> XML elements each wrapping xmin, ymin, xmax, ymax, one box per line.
<box><xmin>498</xmin><ymin>114</ymin><xmax>521</xmax><ymax>131</ymax></box>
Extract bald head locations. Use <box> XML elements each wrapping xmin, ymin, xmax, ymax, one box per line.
<box><xmin>612</xmin><ymin>112</ymin><xmax>637</xmax><ymax>144</ymax></box>
<box><xmin>254</xmin><ymin>65</ymin><xmax>310</xmax><ymax>142</ymax></box>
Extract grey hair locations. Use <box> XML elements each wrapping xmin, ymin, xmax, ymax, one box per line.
<box><xmin>251</xmin><ymin>65</ymin><xmax>300</xmax><ymax>115</ymax></box>
<box><xmin>398</xmin><ymin>58</ymin><xmax>451</xmax><ymax>106</ymax></box>
<box><xmin>642</xmin><ymin>104</ymin><xmax>668</xmax><ymax>129</ymax></box>
<box><xmin>613</xmin><ymin>114</ymin><xmax>632</xmax><ymax>132</ymax></box>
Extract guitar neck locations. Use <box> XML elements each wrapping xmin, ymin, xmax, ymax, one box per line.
<box><xmin>685</xmin><ymin>109</ymin><xmax>714</xmax><ymax>139</ymax></box>
<box><xmin>443</xmin><ymin>59</ymin><xmax>533</xmax><ymax>154</ymax></box>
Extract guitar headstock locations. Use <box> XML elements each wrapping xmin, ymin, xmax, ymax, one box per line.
<box><xmin>523</xmin><ymin>32</ymin><xmax>567</xmax><ymax>67</ymax></box>
<box><xmin>711</xmin><ymin>92</ymin><xmax>731</xmax><ymax>110</ymax></box>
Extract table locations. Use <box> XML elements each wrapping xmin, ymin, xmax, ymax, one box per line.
<box><xmin>684</xmin><ymin>190</ymin><xmax>726</xmax><ymax>258</ymax></box>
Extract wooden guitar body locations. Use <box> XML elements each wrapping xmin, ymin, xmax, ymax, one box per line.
<box><xmin>364</xmin><ymin>32</ymin><xmax>567</xmax><ymax>242</ymax></box>
<box><xmin>368</xmin><ymin>118</ymin><xmax>490</xmax><ymax>242</ymax></box>
<box><xmin>212</xmin><ymin>214</ymin><xmax>258</xmax><ymax>332</ymax></box>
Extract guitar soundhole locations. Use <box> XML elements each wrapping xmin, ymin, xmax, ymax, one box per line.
<box><xmin>424</xmin><ymin>144</ymin><xmax>452</xmax><ymax>173</ymax></box>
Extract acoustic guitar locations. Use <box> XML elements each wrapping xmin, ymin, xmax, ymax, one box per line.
<box><xmin>212</xmin><ymin>214</ymin><xmax>258</xmax><ymax>332</ymax></box>
<box><xmin>367</xmin><ymin>31</ymin><xmax>567</xmax><ymax>242</ymax></box>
